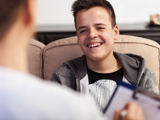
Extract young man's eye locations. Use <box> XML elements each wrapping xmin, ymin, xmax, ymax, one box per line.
<box><xmin>80</xmin><ymin>30</ymin><xmax>86</xmax><ymax>33</ymax></box>
<box><xmin>97</xmin><ymin>27</ymin><xmax>104</xmax><ymax>30</ymax></box>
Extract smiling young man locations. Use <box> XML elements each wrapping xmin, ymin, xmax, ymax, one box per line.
<box><xmin>52</xmin><ymin>0</ymin><xmax>159</xmax><ymax>112</ymax></box>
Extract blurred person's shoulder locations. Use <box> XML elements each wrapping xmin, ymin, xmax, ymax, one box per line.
<box><xmin>0</xmin><ymin>66</ymin><xmax>106</xmax><ymax>120</ymax></box>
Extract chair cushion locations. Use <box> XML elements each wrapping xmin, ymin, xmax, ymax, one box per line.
<box><xmin>27</xmin><ymin>39</ymin><xmax>45</xmax><ymax>78</ymax></box>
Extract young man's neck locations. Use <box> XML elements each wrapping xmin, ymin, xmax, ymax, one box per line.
<box><xmin>86</xmin><ymin>53</ymin><xmax>122</xmax><ymax>73</ymax></box>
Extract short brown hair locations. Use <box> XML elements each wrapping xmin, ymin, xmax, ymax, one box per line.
<box><xmin>71</xmin><ymin>0</ymin><xmax>116</xmax><ymax>28</ymax></box>
<box><xmin>0</xmin><ymin>0</ymin><xmax>27</xmax><ymax>39</ymax></box>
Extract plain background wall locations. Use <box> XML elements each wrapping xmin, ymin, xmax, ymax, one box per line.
<box><xmin>36</xmin><ymin>0</ymin><xmax>160</xmax><ymax>25</ymax></box>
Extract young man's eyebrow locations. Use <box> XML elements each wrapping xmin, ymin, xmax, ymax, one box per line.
<box><xmin>95</xmin><ymin>23</ymin><xmax>106</xmax><ymax>26</ymax></box>
<box><xmin>77</xmin><ymin>23</ymin><xmax>106</xmax><ymax>31</ymax></box>
<box><xmin>77</xmin><ymin>26</ymin><xmax>86</xmax><ymax>31</ymax></box>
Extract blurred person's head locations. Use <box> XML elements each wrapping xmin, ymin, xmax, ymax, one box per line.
<box><xmin>0</xmin><ymin>0</ymin><xmax>36</xmax><ymax>72</ymax></box>
<box><xmin>0</xmin><ymin>0</ymin><xmax>36</xmax><ymax>40</ymax></box>
<box><xmin>71</xmin><ymin>0</ymin><xmax>116</xmax><ymax>29</ymax></box>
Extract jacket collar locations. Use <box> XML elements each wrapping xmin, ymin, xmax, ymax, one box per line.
<box><xmin>66</xmin><ymin>52</ymin><xmax>146</xmax><ymax>85</ymax></box>
<box><xmin>113</xmin><ymin>52</ymin><xmax>146</xmax><ymax>84</ymax></box>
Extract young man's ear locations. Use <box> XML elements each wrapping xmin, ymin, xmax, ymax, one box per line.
<box><xmin>113</xmin><ymin>25</ymin><xmax>119</xmax><ymax>40</ymax></box>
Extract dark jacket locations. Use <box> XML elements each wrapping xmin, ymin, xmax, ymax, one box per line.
<box><xmin>52</xmin><ymin>52</ymin><xmax>159</xmax><ymax>94</ymax></box>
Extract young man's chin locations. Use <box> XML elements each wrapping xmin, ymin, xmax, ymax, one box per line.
<box><xmin>86</xmin><ymin>55</ymin><xmax>104</xmax><ymax>62</ymax></box>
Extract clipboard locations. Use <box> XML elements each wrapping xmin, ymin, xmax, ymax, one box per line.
<box><xmin>103</xmin><ymin>81</ymin><xmax>160</xmax><ymax>120</ymax></box>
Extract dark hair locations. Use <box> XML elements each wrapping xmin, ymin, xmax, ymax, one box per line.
<box><xmin>71</xmin><ymin>0</ymin><xmax>116</xmax><ymax>28</ymax></box>
<box><xmin>0</xmin><ymin>0</ymin><xmax>27</xmax><ymax>39</ymax></box>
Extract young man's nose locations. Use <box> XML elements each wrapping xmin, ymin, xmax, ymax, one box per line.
<box><xmin>87</xmin><ymin>29</ymin><xmax>98</xmax><ymax>39</ymax></box>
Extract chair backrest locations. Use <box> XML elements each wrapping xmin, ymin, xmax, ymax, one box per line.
<box><xmin>43</xmin><ymin>37</ymin><xmax>83</xmax><ymax>80</ymax></box>
<box><xmin>27</xmin><ymin>39</ymin><xmax>45</xmax><ymax>78</ymax></box>
<box><xmin>43</xmin><ymin>35</ymin><xmax>160</xmax><ymax>91</ymax></box>
<box><xmin>114</xmin><ymin>35</ymin><xmax>160</xmax><ymax>91</ymax></box>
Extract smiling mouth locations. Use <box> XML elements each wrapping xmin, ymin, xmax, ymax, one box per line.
<box><xmin>87</xmin><ymin>43</ymin><xmax>103</xmax><ymax>48</ymax></box>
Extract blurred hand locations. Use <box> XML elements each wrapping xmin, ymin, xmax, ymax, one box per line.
<box><xmin>113</xmin><ymin>102</ymin><xmax>145</xmax><ymax>120</ymax></box>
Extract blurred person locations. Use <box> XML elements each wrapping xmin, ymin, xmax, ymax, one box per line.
<box><xmin>52</xmin><ymin>0</ymin><xmax>159</xmax><ymax>112</ymax></box>
<box><xmin>0</xmin><ymin>0</ymin><xmax>146</xmax><ymax>120</ymax></box>
<box><xmin>0</xmin><ymin>0</ymin><xmax>104</xmax><ymax>119</ymax></box>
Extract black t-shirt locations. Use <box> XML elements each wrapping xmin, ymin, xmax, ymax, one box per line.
<box><xmin>87</xmin><ymin>67</ymin><xmax>123</xmax><ymax>84</ymax></box>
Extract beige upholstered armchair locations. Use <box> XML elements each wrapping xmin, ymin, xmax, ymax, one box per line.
<box><xmin>27</xmin><ymin>35</ymin><xmax>160</xmax><ymax>92</ymax></box>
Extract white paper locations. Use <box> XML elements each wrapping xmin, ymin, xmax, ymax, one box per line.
<box><xmin>104</xmin><ymin>86</ymin><xmax>160</xmax><ymax>120</ymax></box>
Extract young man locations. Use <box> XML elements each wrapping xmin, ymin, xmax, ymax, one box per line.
<box><xmin>52</xmin><ymin>0</ymin><xmax>159</xmax><ymax>112</ymax></box>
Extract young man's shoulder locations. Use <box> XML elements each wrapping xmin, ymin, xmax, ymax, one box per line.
<box><xmin>139</xmin><ymin>67</ymin><xmax>159</xmax><ymax>94</ymax></box>
<box><xmin>114</xmin><ymin>52</ymin><xmax>159</xmax><ymax>94</ymax></box>
<box><xmin>53</xmin><ymin>55</ymin><xmax>87</xmax><ymax>79</ymax></box>
<box><xmin>114</xmin><ymin>52</ymin><xmax>146</xmax><ymax>62</ymax></box>
<box><xmin>54</xmin><ymin>63</ymin><xmax>74</xmax><ymax>76</ymax></box>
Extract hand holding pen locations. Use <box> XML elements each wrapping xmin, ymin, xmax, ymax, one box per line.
<box><xmin>113</xmin><ymin>102</ymin><xmax>145</xmax><ymax>120</ymax></box>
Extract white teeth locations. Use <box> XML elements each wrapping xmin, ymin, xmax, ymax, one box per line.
<box><xmin>88</xmin><ymin>44</ymin><xmax>100</xmax><ymax>48</ymax></box>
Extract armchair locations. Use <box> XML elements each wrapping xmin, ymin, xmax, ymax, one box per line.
<box><xmin>27</xmin><ymin>35</ymin><xmax>160</xmax><ymax>92</ymax></box>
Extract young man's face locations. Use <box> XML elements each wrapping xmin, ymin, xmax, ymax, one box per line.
<box><xmin>76</xmin><ymin>6</ymin><xmax>119</xmax><ymax>62</ymax></box>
